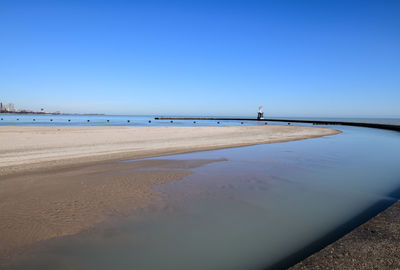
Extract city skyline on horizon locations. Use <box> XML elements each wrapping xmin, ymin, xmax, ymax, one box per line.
<box><xmin>1</xmin><ymin>98</ymin><xmax>399</xmax><ymax>118</ymax></box>
<box><xmin>1</xmin><ymin>0</ymin><xmax>399</xmax><ymax>117</ymax></box>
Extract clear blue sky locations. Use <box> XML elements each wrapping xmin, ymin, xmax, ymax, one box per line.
<box><xmin>1</xmin><ymin>0</ymin><xmax>399</xmax><ymax>116</ymax></box>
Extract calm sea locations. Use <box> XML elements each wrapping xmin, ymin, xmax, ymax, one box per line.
<box><xmin>0</xmin><ymin>114</ymin><xmax>399</xmax><ymax>126</ymax></box>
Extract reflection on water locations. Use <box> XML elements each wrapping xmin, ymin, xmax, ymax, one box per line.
<box><xmin>5</xmin><ymin>126</ymin><xmax>400</xmax><ymax>270</ymax></box>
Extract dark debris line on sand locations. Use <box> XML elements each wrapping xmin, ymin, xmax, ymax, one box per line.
<box><xmin>290</xmin><ymin>201</ymin><xmax>400</xmax><ymax>270</ymax></box>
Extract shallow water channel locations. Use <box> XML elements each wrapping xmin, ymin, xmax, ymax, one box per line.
<box><xmin>7</xmin><ymin>125</ymin><xmax>400</xmax><ymax>270</ymax></box>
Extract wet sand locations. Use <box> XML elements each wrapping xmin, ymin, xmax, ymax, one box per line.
<box><xmin>290</xmin><ymin>201</ymin><xmax>400</xmax><ymax>269</ymax></box>
<box><xmin>0</xmin><ymin>126</ymin><xmax>339</xmax><ymax>177</ymax></box>
<box><xmin>0</xmin><ymin>158</ymin><xmax>226</xmax><ymax>256</ymax></box>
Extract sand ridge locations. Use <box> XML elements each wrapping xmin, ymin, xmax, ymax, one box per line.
<box><xmin>0</xmin><ymin>125</ymin><xmax>341</xmax><ymax>177</ymax></box>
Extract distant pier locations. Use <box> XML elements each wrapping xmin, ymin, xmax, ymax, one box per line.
<box><xmin>154</xmin><ymin>117</ymin><xmax>400</xmax><ymax>132</ymax></box>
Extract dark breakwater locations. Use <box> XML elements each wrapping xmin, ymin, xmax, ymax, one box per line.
<box><xmin>268</xmin><ymin>185</ymin><xmax>400</xmax><ymax>269</ymax></box>
<box><xmin>154</xmin><ymin>117</ymin><xmax>400</xmax><ymax>132</ymax></box>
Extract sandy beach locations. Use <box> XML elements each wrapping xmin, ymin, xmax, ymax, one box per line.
<box><xmin>0</xmin><ymin>125</ymin><xmax>340</xmax><ymax>177</ymax></box>
<box><xmin>0</xmin><ymin>125</ymin><xmax>340</xmax><ymax>259</ymax></box>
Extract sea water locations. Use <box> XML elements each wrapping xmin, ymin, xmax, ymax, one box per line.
<box><xmin>0</xmin><ymin>114</ymin><xmax>259</xmax><ymax>127</ymax></box>
<box><xmin>6</xmin><ymin>124</ymin><xmax>400</xmax><ymax>270</ymax></box>
<box><xmin>0</xmin><ymin>114</ymin><xmax>399</xmax><ymax>127</ymax></box>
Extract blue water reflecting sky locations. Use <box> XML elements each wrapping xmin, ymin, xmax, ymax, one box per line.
<box><xmin>1</xmin><ymin>114</ymin><xmax>399</xmax><ymax>127</ymax></box>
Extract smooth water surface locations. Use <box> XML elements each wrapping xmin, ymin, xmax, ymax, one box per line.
<box><xmin>5</xmin><ymin>126</ymin><xmax>400</xmax><ymax>270</ymax></box>
<box><xmin>0</xmin><ymin>114</ymin><xmax>262</xmax><ymax>127</ymax></box>
<box><xmin>1</xmin><ymin>114</ymin><xmax>399</xmax><ymax>126</ymax></box>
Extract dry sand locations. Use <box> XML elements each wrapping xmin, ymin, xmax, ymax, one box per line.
<box><xmin>0</xmin><ymin>125</ymin><xmax>340</xmax><ymax>177</ymax></box>
<box><xmin>0</xmin><ymin>125</ymin><xmax>340</xmax><ymax>257</ymax></box>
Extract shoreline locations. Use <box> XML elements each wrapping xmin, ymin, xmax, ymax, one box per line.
<box><xmin>0</xmin><ymin>125</ymin><xmax>340</xmax><ymax>177</ymax></box>
<box><xmin>0</xmin><ymin>158</ymin><xmax>227</xmax><ymax>256</ymax></box>
<box><xmin>289</xmin><ymin>199</ymin><xmax>400</xmax><ymax>269</ymax></box>
<box><xmin>2</xmin><ymin>125</ymin><xmax>399</xmax><ymax>268</ymax></box>
<box><xmin>0</xmin><ymin>125</ymin><xmax>340</xmax><ymax>257</ymax></box>
<box><xmin>271</xmin><ymin>181</ymin><xmax>400</xmax><ymax>269</ymax></box>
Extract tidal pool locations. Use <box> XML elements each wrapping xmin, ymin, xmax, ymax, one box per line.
<box><xmin>6</xmin><ymin>125</ymin><xmax>400</xmax><ymax>270</ymax></box>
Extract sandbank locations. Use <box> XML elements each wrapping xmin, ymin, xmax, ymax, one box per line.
<box><xmin>0</xmin><ymin>125</ymin><xmax>340</xmax><ymax>177</ymax></box>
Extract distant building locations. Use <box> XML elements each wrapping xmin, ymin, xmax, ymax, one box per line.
<box><xmin>0</xmin><ymin>102</ymin><xmax>3</xmax><ymax>112</ymax></box>
<box><xmin>4</xmin><ymin>103</ymin><xmax>15</xmax><ymax>112</ymax></box>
